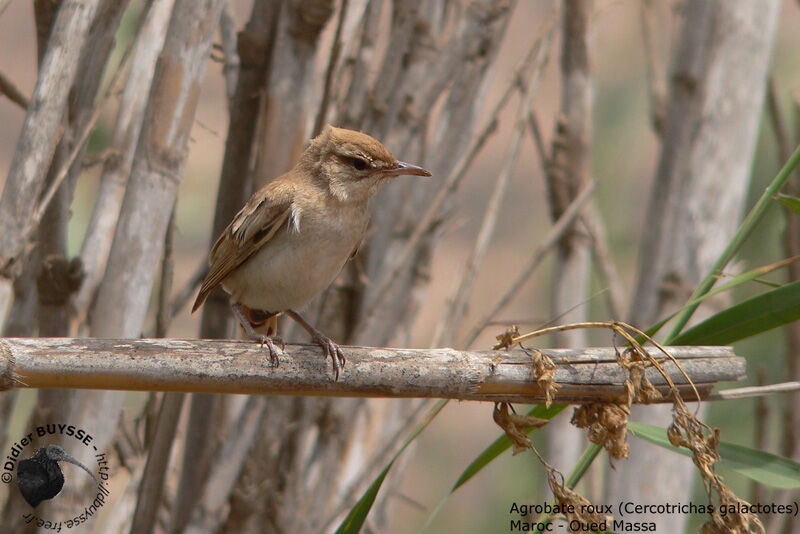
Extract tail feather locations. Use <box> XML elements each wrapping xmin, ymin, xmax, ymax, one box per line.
<box><xmin>191</xmin><ymin>285</ymin><xmax>210</xmax><ymax>313</ymax></box>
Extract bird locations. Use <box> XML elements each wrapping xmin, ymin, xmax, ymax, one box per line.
<box><xmin>17</xmin><ymin>445</ymin><xmax>98</xmax><ymax>508</ymax></box>
<box><xmin>192</xmin><ymin>125</ymin><xmax>431</xmax><ymax>379</ymax></box>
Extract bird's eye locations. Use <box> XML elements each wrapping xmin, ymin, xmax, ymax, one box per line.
<box><xmin>350</xmin><ymin>157</ymin><xmax>368</xmax><ymax>171</ymax></box>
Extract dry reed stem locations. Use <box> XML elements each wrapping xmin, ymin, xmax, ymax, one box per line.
<box><xmin>361</xmin><ymin>20</ymin><xmax>557</xmax><ymax>320</ymax></box>
<box><xmin>0</xmin><ymin>337</ymin><xmax>742</xmax><ymax>403</ymax></box>
<box><xmin>498</xmin><ymin>320</ymin><xmax>764</xmax><ymax>531</ymax></box>
<box><xmin>707</xmin><ymin>381</ymin><xmax>800</xmax><ymax>400</ymax></box>
<box><xmin>313</xmin><ymin>0</ymin><xmax>349</xmax><ymax>137</ymax></box>
<box><xmin>9</xmin><ymin>15</ymin><xmax>141</xmax><ymax>275</ymax></box>
<box><xmin>463</xmin><ymin>182</ymin><xmax>596</xmax><ymax>346</ymax></box>
<box><xmin>0</xmin><ymin>68</ymin><xmax>27</xmax><ymax>109</ymax></box>
<box><xmin>432</xmin><ymin>37</ymin><xmax>551</xmax><ymax>346</ymax></box>
<box><xmin>638</xmin><ymin>0</ymin><xmax>667</xmax><ymax>134</ymax></box>
<box><xmin>500</xmin><ymin>320</ymin><xmax>699</xmax><ymax>402</ymax></box>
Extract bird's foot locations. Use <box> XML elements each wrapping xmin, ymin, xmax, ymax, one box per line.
<box><xmin>310</xmin><ymin>333</ymin><xmax>345</xmax><ymax>381</ymax></box>
<box><xmin>256</xmin><ymin>335</ymin><xmax>284</xmax><ymax>367</ymax></box>
<box><xmin>284</xmin><ymin>309</ymin><xmax>345</xmax><ymax>381</ymax></box>
<box><xmin>231</xmin><ymin>303</ymin><xmax>283</xmax><ymax>367</ymax></box>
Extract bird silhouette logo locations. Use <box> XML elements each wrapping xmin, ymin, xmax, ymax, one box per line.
<box><xmin>16</xmin><ymin>445</ymin><xmax>98</xmax><ymax>508</ymax></box>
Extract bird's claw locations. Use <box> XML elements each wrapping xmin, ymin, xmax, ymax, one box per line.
<box><xmin>313</xmin><ymin>334</ymin><xmax>345</xmax><ymax>381</ymax></box>
<box><xmin>258</xmin><ymin>335</ymin><xmax>283</xmax><ymax>367</ymax></box>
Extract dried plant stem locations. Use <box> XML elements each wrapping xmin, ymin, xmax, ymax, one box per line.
<box><xmin>504</xmin><ymin>320</ymin><xmax>699</xmax><ymax>403</ymax></box>
<box><xmin>361</xmin><ymin>27</ymin><xmax>554</xmax><ymax>321</ymax></box>
<box><xmin>336</xmin><ymin>0</ymin><xmax>383</xmax><ymax>127</ymax></box>
<box><xmin>73</xmin><ymin>0</ymin><xmax>227</xmax><ymax>517</ymax></box>
<box><xmin>321</xmin><ymin>398</ymin><xmax>433</xmax><ymax>527</ymax></box>
<box><xmin>706</xmin><ymin>381</ymin><xmax>800</xmax><ymax>401</ymax></box>
<box><xmin>0</xmin><ymin>69</ymin><xmax>27</xmax><ymax>109</ymax></box>
<box><xmin>18</xmin><ymin>0</ymin><xmax>145</xmax><ymax>268</ymax></box>
<box><xmin>155</xmin><ymin>205</ymin><xmax>176</xmax><ymax>338</ymax></box>
<box><xmin>313</xmin><ymin>0</ymin><xmax>349</xmax><ymax>137</ymax></box>
<box><xmin>527</xmin><ymin>108</ymin><xmax>625</xmax><ymax>325</ymax></box>
<box><xmin>432</xmin><ymin>28</ymin><xmax>553</xmax><ymax>348</ymax></box>
<box><xmin>639</xmin><ymin>0</ymin><xmax>667</xmax><ymax>134</ymax></box>
<box><xmin>526</xmin><ymin>110</ymin><xmax>549</xmax><ymax>166</ymax></box>
<box><xmin>74</xmin><ymin>0</ymin><xmax>177</xmax><ymax>328</ymax></box>
<box><xmin>0</xmin><ymin>338</ymin><xmax>743</xmax><ymax>403</ymax></box>
<box><xmin>172</xmin><ymin>261</ymin><xmax>208</xmax><ymax>309</ymax></box>
<box><xmin>614</xmin><ymin>3</ymin><xmax>782</xmax><ymax>528</ymax></box>
<box><xmin>432</xmin><ymin>103</ymin><xmax>526</xmax><ymax>346</ymax></box>
<box><xmin>218</xmin><ymin>1</ymin><xmax>239</xmax><ymax>108</ymax></box>
<box><xmin>462</xmin><ymin>181</ymin><xmax>596</xmax><ymax>347</ymax></box>
<box><xmin>753</xmin><ymin>366</ymin><xmax>769</xmax><ymax>505</ymax></box>
<box><xmin>184</xmin><ymin>397</ymin><xmax>268</xmax><ymax>533</ymax></box>
<box><xmin>174</xmin><ymin>2</ymin><xmax>283</xmax><ymax>530</ymax></box>
<box><xmin>767</xmin><ymin>77</ymin><xmax>800</xmax><ymax>467</ymax></box>
<box><xmin>130</xmin><ymin>392</ymin><xmax>185</xmax><ymax>533</ymax></box>
<box><xmin>581</xmin><ymin>208</ymin><xmax>625</xmax><ymax>319</ymax></box>
<box><xmin>0</xmin><ymin>0</ymin><xmax>104</xmax><ymax>278</ymax></box>
<box><xmin>767</xmin><ymin>77</ymin><xmax>792</xmax><ymax>162</ymax></box>
<box><xmin>251</xmin><ymin>0</ymin><xmax>333</xmax><ymax>186</ymax></box>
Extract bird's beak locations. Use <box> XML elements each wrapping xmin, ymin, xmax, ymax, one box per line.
<box><xmin>386</xmin><ymin>160</ymin><xmax>432</xmax><ymax>178</ymax></box>
<box><xmin>60</xmin><ymin>454</ymin><xmax>99</xmax><ymax>484</ymax></box>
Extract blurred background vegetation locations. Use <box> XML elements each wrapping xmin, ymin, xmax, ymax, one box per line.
<box><xmin>1</xmin><ymin>0</ymin><xmax>800</xmax><ymax>531</ymax></box>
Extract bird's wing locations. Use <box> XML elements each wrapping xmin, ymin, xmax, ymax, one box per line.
<box><xmin>192</xmin><ymin>183</ymin><xmax>293</xmax><ymax>312</ymax></box>
<box><xmin>349</xmin><ymin>237</ymin><xmax>363</xmax><ymax>260</ymax></box>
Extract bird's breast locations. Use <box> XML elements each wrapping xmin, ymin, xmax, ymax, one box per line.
<box><xmin>222</xmin><ymin>204</ymin><xmax>368</xmax><ymax>312</ymax></box>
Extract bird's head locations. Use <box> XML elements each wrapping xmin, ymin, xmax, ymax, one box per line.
<box><xmin>42</xmin><ymin>445</ymin><xmax>98</xmax><ymax>484</ymax></box>
<box><xmin>302</xmin><ymin>125</ymin><xmax>431</xmax><ymax>202</ymax></box>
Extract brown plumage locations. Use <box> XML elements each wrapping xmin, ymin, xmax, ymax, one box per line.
<box><xmin>192</xmin><ymin>125</ymin><xmax>431</xmax><ymax>379</ymax></box>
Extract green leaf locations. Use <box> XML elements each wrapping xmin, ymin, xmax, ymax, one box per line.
<box><xmin>641</xmin><ymin>256</ymin><xmax>800</xmax><ymax>341</ymax></box>
<box><xmin>422</xmin><ymin>404</ymin><xmax>567</xmax><ymax>532</ymax></box>
<box><xmin>337</xmin><ymin>400</ymin><xmax>448</xmax><ymax>534</ymax></box>
<box><xmin>629</xmin><ymin>422</ymin><xmax>800</xmax><ymax>489</ymax></box>
<box><xmin>671</xmin><ymin>279</ymin><xmax>800</xmax><ymax>345</ymax></box>
<box><xmin>778</xmin><ymin>193</ymin><xmax>800</xmax><ymax>216</ymax></box>
<box><xmin>563</xmin><ymin>442</ymin><xmax>603</xmax><ymax>488</ymax></box>
<box><xmin>454</xmin><ymin>404</ymin><xmax>566</xmax><ymax>491</ymax></box>
<box><xmin>665</xmin><ymin>141</ymin><xmax>800</xmax><ymax>341</ymax></box>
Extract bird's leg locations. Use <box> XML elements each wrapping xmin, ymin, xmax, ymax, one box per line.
<box><xmin>285</xmin><ymin>309</ymin><xmax>345</xmax><ymax>380</ymax></box>
<box><xmin>231</xmin><ymin>302</ymin><xmax>282</xmax><ymax>366</ymax></box>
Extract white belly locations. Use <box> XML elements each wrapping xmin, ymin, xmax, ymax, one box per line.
<box><xmin>221</xmin><ymin>213</ymin><xmax>363</xmax><ymax>312</ymax></box>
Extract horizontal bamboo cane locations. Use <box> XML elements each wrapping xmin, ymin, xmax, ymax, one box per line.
<box><xmin>0</xmin><ymin>338</ymin><xmax>744</xmax><ymax>403</ymax></box>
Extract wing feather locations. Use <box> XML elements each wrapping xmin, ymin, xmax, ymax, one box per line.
<box><xmin>192</xmin><ymin>183</ymin><xmax>293</xmax><ymax>312</ymax></box>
